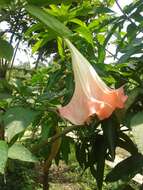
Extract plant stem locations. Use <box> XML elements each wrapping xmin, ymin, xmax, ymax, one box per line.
<box><xmin>43</xmin><ymin>166</ymin><xmax>49</xmax><ymax>190</ymax></box>
<box><xmin>0</xmin><ymin>122</ymin><xmax>4</xmax><ymax>140</ymax></box>
<box><xmin>115</xmin><ymin>0</ymin><xmax>135</xmax><ymax>25</ymax></box>
<box><xmin>8</xmin><ymin>39</ymin><xmax>21</xmax><ymax>80</ymax></box>
<box><xmin>32</xmin><ymin>125</ymin><xmax>84</xmax><ymax>153</ymax></box>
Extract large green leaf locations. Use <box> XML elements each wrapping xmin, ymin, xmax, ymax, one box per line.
<box><xmin>26</xmin><ymin>5</ymin><xmax>72</xmax><ymax>38</ymax></box>
<box><xmin>0</xmin><ymin>39</ymin><xmax>13</xmax><ymax>61</ymax></box>
<box><xmin>4</xmin><ymin>107</ymin><xmax>38</xmax><ymax>142</ymax></box>
<box><xmin>0</xmin><ymin>141</ymin><xmax>8</xmax><ymax>174</ymax></box>
<box><xmin>131</xmin><ymin>112</ymin><xmax>143</xmax><ymax>154</ymax></box>
<box><xmin>106</xmin><ymin>154</ymin><xmax>143</xmax><ymax>182</ymax></box>
<box><xmin>118</xmin><ymin>132</ymin><xmax>138</xmax><ymax>156</ymax></box>
<box><xmin>8</xmin><ymin>144</ymin><xmax>38</xmax><ymax>162</ymax></box>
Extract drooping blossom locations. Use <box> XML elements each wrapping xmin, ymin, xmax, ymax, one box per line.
<box><xmin>59</xmin><ymin>39</ymin><xmax>128</xmax><ymax>125</ymax></box>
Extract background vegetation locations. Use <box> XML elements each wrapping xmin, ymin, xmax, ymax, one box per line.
<box><xmin>0</xmin><ymin>0</ymin><xmax>143</xmax><ymax>189</ymax></box>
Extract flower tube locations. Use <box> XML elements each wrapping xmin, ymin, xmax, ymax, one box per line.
<box><xmin>59</xmin><ymin>39</ymin><xmax>128</xmax><ymax>125</ymax></box>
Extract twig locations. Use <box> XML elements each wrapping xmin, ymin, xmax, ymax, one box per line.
<box><xmin>105</xmin><ymin>48</ymin><xmax>119</xmax><ymax>61</ymax></box>
<box><xmin>115</xmin><ymin>0</ymin><xmax>135</xmax><ymax>25</ymax></box>
<box><xmin>50</xmin><ymin>125</ymin><xmax>83</xmax><ymax>143</ymax></box>
<box><xmin>32</xmin><ymin>124</ymin><xmax>84</xmax><ymax>153</ymax></box>
<box><xmin>8</xmin><ymin>39</ymin><xmax>21</xmax><ymax>80</ymax></box>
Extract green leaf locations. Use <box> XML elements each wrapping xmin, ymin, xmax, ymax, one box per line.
<box><xmin>75</xmin><ymin>26</ymin><xmax>93</xmax><ymax>45</ymax></box>
<box><xmin>115</xmin><ymin>88</ymin><xmax>140</xmax><ymax>122</ymax></box>
<box><xmin>124</xmin><ymin>0</ymin><xmax>142</xmax><ymax>14</ymax></box>
<box><xmin>26</xmin><ymin>0</ymin><xmax>69</xmax><ymax>6</ymax></box>
<box><xmin>127</xmin><ymin>23</ymin><xmax>138</xmax><ymax>42</ymax></box>
<box><xmin>118</xmin><ymin>49</ymin><xmax>137</xmax><ymax>63</ymax></box>
<box><xmin>131</xmin><ymin>112</ymin><xmax>143</xmax><ymax>154</ymax></box>
<box><xmin>95</xmin><ymin>137</ymin><xmax>106</xmax><ymax>190</ymax></box>
<box><xmin>61</xmin><ymin>136</ymin><xmax>71</xmax><ymax>164</ymax></box>
<box><xmin>118</xmin><ymin>41</ymin><xmax>143</xmax><ymax>63</ymax></box>
<box><xmin>103</xmin><ymin>22</ymin><xmax>119</xmax><ymax>47</ymax></box>
<box><xmin>4</xmin><ymin>107</ymin><xmax>38</xmax><ymax>142</ymax></box>
<box><xmin>124</xmin><ymin>88</ymin><xmax>140</xmax><ymax>111</ymax></box>
<box><xmin>26</xmin><ymin>5</ymin><xmax>72</xmax><ymax>38</ymax></box>
<box><xmin>98</xmin><ymin>45</ymin><xmax>106</xmax><ymax>63</ymax></box>
<box><xmin>106</xmin><ymin>154</ymin><xmax>143</xmax><ymax>182</ymax></box>
<box><xmin>75</xmin><ymin>141</ymin><xmax>87</xmax><ymax>168</ymax></box>
<box><xmin>94</xmin><ymin>6</ymin><xmax>114</xmax><ymax>14</ymax></box>
<box><xmin>41</xmin><ymin>119</ymin><xmax>53</xmax><ymax>141</ymax></box>
<box><xmin>8</xmin><ymin>144</ymin><xmax>38</xmax><ymax>162</ymax></box>
<box><xmin>90</xmin><ymin>135</ymin><xmax>106</xmax><ymax>190</ymax></box>
<box><xmin>0</xmin><ymin>39</ymin><xmax>13</xmax><ymax>61</ymax></box>
<box><xmin>57</xmin><ymin>37</ymin><xmax>64</xmax><ymax>58</ymax></box>
<box><xmin>0</xmin><ymin>141</ymin><xmax>8</xmax><ymax>174</ymax></box>
<box><xmin>102</xmin><ymin>117</ymin><xmax>118</xmax><ymax>161</ymax></box>
<box><xmin>0</xmin><ymin>0</ymin><xmax>12</xmax><ymax>6</ymax></box>
<box><xmin>32</xmin><ymin>32</ymin><xmax>55</xmax><ymax>53</ymax></box>
<box><xmin>25</xmin><ymin>22</ymin><xmax>43</xmax><ymax>36</ymax></box>
<box><xmin>118</xmin><ymin>132</ymin><xmax>138</xmax><ymax>155</ymax></box>
<box><xmin>69</xmin><ymin>18</ymin><xmax>86</xmax><ymax>27</ymax></box>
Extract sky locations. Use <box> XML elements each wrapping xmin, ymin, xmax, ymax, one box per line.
<box><xmin>0</xmin><ymin>0</ymin><xmax>133</xmax><ymax>67</ymax></box>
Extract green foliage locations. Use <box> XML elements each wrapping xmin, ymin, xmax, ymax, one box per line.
<box><xmin>0</xmin><ymin>161</ymin><xmax>39</xmax><ymax>190</ymax></box>
<box><xmin>0</xmin><ymin>0</ymin><xmax>12</xmax><ymax>6</ymax></box>
<box><xmin>26</xmin><ymin>0</ymin><xmax>70</xmax><ymax>6</ymax></box>
<box><xmin>26</xmin><ymin>5</ymin><xmax>72</xmax><ymax>38</ymax></box>
<box><xmin>0</xmin><ymin>141</ymin><xmax>8</xmax><ymax>174</ymax></box>
<box><xmin>106</xmin><ymin>154</ymin><xmax>143</xmax><ymax>182</ymax></box>
<box><xmin>1</xmin><ymin>0</ymin><xmax>143</xmax><ymax>189</ymax></box>
<box><xmin>8</xmin><ymin>144</ymin><xmax>38</xmax><ymax>162</ymax></box>
<box><xmin>90</xmin><ymin>136</ymin><xmax>107</xmax><ymax>190</ymax></box>
<box><xmin>131</xmin><ymin>112</ymin><xmax>143</xmax><ymax>154</ymax></box>
<box><xmin>0</xmin><ymin>39</ymin><xmax>13</xmax><ymax>61</ymax></box>
<box><xmin>4</xmin><ymin>107</ymin><xmax>38</xmax><ymax>142</ymax></box>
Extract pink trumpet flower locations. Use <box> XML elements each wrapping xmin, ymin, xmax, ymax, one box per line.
<box><xmin>59</xmin><ymin>39</ymin><xmax>128</xmax><ymax>125</ymax></box>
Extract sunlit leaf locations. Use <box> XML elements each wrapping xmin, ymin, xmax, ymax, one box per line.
<box><xmin>131</xmin><ymin>112</ymin><xmax>143</xmax><ymax>154</ymax></box>
<box><xmin>26</xmin><ymin>5</ymin><xmax>72</xmax><ymax>38</ymax></box>
<box><xmin>4</xmin><ymin>107</ymin><xmax>38</xmax><ymax>142</ymax></box>
<box><xmin>0</xmin><ymin>39</ymin><xmax>13</xmax><ymax>61</ymax></box>
<box><xmin>8</xmin><ymin>144</ymin><xmax>38</xmax><ymax>162</ymax></box>
<box><xmin>75</xmin><ymin>26</ymin><xmax>93</xmax><ymax>45</ymax></box>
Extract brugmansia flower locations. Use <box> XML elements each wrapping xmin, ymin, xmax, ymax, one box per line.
<box><xmin>59</xmin><ymin>39</ymin><xmax>128</xmax><ymax>125</ymax></box>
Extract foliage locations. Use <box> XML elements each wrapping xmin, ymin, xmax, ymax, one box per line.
<box><xmin>0</xmin><ymin>0</ymin><xmax>143</xmax><ymax>190</ymax></box>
